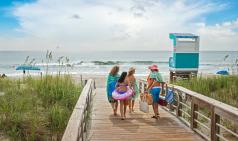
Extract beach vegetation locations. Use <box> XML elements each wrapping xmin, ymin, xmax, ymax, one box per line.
<box><xmin>0</xmin><ymin>75</ymin><xmax>82</xmax><ymax>141</ymax></box>
<box><xmin>174</xmin><ymin>75</ymin><xmax>238</xmax><ymax>108</ymax></box>
<box><xmin>222</xmin><ymin>54</ymin><xmax>238</xmax><ymax>75</ymax></box>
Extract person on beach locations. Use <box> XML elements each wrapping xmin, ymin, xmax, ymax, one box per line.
<box><xmin>126</xmin><ymin>67</ymin><xmax>139</xmax><ymax>113</ymax></box>
<box><xmin>1</xmin><ymin>74</ymin><xmax>7</xmax><ymax>78</ymax></box>
<box><xmin>106</xmin><ymin>66</ymin><xmax>120</xmax><ymax>115</ymax></box>
<box><xmin>147</xmin><ymin>65</ymin><xmax>163</xmax><ymax>119</ymax></box>
<box><xmin>112</xmin><ymin>72</ymin><xmax>133</xmax><ymax>120</ymax></box>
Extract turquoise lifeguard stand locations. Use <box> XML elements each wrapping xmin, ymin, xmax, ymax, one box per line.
<box><xmin>169</xmin><ymin>33</ymin><xmax>199</xmax><ymax>81</ymax></box>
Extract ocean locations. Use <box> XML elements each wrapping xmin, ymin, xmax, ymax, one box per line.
<box><xmin>0</xmin><ymin>51</ymin><xmax>238</xmax><ymax>77</ymax></box>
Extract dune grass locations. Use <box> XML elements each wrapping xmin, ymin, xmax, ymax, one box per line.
<box><xmin>174</xmin><ymin>75</ymin><xmax>238</xmax><ymax>108</ymax></box>
<box><xmin>0</xmin><ymin>75</ymin><xmax>82</xmax><ymax>141</ymax></box>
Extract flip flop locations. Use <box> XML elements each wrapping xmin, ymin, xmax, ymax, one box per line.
<box><xmin>151</xmin><ymin>115</ymin><xmax>159</xmax><ymax>120</ymax></box>
<box><xmin>157</xmin><ymin>113</ymin><xmax>160</xmax><ymax>118</ymax></box>
<box><xmin>151</xmin><ymin>116</ymin><xmax>157</xmax><ymax>118</ymax></box>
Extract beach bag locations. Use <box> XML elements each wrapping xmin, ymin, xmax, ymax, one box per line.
<box><xmin>165</xmin><ymin>89</ymin><xmax>174</xmax><ymax>104</ymax></box>
<box><xmin>139</xmin><ymin>95</ymin><xmax>149</xmax><ymax>113</ymax></box>
<box><xmin>158</xmin><ymin>96</ymin><xmax>167</xmax><ymax>106</ymax></box>
<box><xmin>145</xmin><ymin>93</ymin><xmax>153</xmax><ymax>105</ymax></box>
<box><xmin>158</xmin><ymin>99</ymin><xmax>167</xmax><ymax>106</ymax></box>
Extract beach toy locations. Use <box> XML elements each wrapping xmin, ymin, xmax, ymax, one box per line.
<box><xmin>216</xmin><ymin>70</ymin><xmax>229</xmax><ymax>75</ymax></box>
<box><xmin>112</xmin><ymin>87</ymin><xmax>133</xmax><ymax>100</ymax></box>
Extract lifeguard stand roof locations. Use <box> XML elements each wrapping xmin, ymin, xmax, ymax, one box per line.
<box><xmin>169</xmin><ymin>33</ymin><xmax>199</xmax><ymax>39</ymax></box>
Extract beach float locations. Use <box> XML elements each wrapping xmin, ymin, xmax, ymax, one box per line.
<box><xmin>112</xmin><ymin>87</ymin><xmax>133</xmax><ymax>100</ymax></box>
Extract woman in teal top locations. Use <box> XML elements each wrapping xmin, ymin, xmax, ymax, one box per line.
<box><xmin>147</xmin><ymin>65</ymin><xmax>163</xmax><ymax>119</ymax></box>
<box><xmin>106</xmin><ymin>66</ymin><xmax>120</xmax><ymax>116</ymax></box>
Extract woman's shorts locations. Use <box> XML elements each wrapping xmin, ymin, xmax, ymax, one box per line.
<box><xmin>150</xmin><ymin>87</ymin><xmax>161</xmax><ymax>104</ymax></box>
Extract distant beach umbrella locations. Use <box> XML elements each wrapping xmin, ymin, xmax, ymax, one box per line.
<box><xmin>216</xmin><ymin>70</ymin><xmax>229</xmax><ymax>75</ymax></box>
<box><xmin>16</xmin><ymin>65</ymin><xmax>41</xmax><ymax>71</ymax></box>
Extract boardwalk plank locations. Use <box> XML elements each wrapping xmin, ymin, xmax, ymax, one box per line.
<box><xmin>89</xmin><ymin>88</ymin><xmax>204</xmax><ymax>141</ymax></box>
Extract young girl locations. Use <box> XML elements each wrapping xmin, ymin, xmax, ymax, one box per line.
<box><xmin>112</xmin><ymin>72</ymin><xmax>133</xmax><ymax>120</ymax></box>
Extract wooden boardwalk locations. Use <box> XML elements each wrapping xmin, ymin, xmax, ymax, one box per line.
<box><xmin>88</xmin><ymin>88</ymin><xmax>204</xmax><ymax>141</ymax></box>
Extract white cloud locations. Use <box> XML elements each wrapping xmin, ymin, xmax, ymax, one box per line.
<box><xmin>0</xmin><ymin>0</ymin><xmax>237</xmax><ymax>51</ymax></box>
<box><xmin>196</xmin><ymin>19</ymin><xmax>238</xmax><ymax>51</ymax></box>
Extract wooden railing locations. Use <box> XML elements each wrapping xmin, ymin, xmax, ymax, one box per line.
<box><xmin>62</xmin><ymin>79</ymin><xmax>96</xmax><ymax>141</ymax></box>
<box><xmin>139</xmin><ymin>79</ymin><xmax>238</xmax><ymax>141</ymax></box>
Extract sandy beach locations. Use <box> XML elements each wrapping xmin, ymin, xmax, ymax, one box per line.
<box><xmin>72</xmin><ymin>74</ymin><xmax>146</xmax><ymax>88</ymax></box>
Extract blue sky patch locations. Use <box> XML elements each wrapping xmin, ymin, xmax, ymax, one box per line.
<box><xmin>0</xmin><ymin>0</ymin><xmax>36</xmax><ymax>36</ymax></box>
<box><xmin>203</xmin><ymin>0</ymin><xmax>238</xmax><ymax>25</ymax></box>
<box><xmin>0</xmin><ymin>0</ymin><xmax>237</xmax><ymax>37</ymax></box>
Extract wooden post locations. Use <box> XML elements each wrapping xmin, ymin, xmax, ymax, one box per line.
<box><xmin>141</xmin><ymin>82</ymin><xmax>144</xmax><ymax>93</ymax></box>
<box><xmin>166</xmin><ymin>84</ymin><xmax>172</xmax><ymax>111</ymax></box>
<box><xmin>176</xmin><ymin>93</ymin><xmax>182</xmax><ymax>117</ymax></box>
<box><xmin>170</xmin><ymin>71</ymin><xmax>173</xmax><ymax>82</ymax></box>
<box><xmin>169</xmin><ymin>86</ymin><xmax>175</xmax><ymax>111</ymax></box>
<box><xmin>80</xmin><ymin>74</ymin><xmax>83</xmax><ymax>83</ymax></box>
<box><xmin>211</xmin><ymin>106</ymin><xmax>220</xmax><ymax>141</ymax></box>
<box><xmin>215</xmin><ymin>114</ymin><xmax>220</xmax><ymax>141</ymax></box>
<box><xmin>161</xmin><ymin>82</ymin><xmax>164</xmax><ymax>95</ymax></box>
<box><xmin>93</xmin><ymin>80</ymin><xmax>96</xmax><ymax>89</ymax></box>
<box><xmin>139</xmin><ymin>81</ymin><xmax>143</xmax><ymax>93</ymax></box>
<box><xmin>81</xmin><ymin>116</ymin><xmax>84</xmax><ymax>141</ymax></box>
<box><xmin>190</xmin><ymin>97</ymin><xmax>198</xmax><ymax>129</ymax></box>
<box><xmin>165</xmin><ymin>84</ymin><xmax>168</xmax><ymax>94</ymax></box>
<box><xmin>144</xmin><ymin>83</ymin><xmax>147</xmax><ymax>93</ymax></box>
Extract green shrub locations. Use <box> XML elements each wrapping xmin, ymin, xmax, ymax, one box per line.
<box><xmin>0</xmin><ymin>75</ymin><xmax>82</xmax><ymax>141</ymax></box>
<box><xmin>174</xmin><ymin>75</ymin><xmax>238</xmax><ymax>108</ymax></box>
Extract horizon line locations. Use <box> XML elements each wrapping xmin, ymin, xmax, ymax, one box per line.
<box><xmin>1</xmin><ymin>50</ymin><xmax>238</xmax><ymax>52</ymax></box>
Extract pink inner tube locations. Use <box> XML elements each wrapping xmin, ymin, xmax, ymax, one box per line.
<box><xmin>112</xmin><ymin>87</ymin><xmax>133</xmax><ymax>100</ymax></box>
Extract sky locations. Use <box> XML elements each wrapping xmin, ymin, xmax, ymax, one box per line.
<box><xmin>0</xmin><ymin>0</ymin><xmax>238</xmax><ymax>51</ymax></box>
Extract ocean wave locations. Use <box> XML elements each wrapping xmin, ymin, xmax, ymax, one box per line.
<box><xmin>1</xmin><ymin>61</ymin><xmax>234</xmax><ymax>68</ymax></box>
<box><xmin>35</xmin><ymin>63</ymin><xmax>73</xmax><ymax>67</ymax></box>
<box><xmin>91</xmin><ymin>61</ymin><xmax>121</xmax><ymax>65</ymax></box>
<box><xmin>73</xmin><ymin>61</ymin><xmax>169</xmax><ymax>66</ymax></box>
<box><xmin>131</xmin><ymin>61</ymin><xmax>168</xmax><ymax>64</ymax></box>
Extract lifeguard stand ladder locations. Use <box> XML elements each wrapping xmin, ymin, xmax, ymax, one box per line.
<box><xmin>169</xmin><ymin>33</ymin><xmax>199</xmax><ymax>81</ymax></box>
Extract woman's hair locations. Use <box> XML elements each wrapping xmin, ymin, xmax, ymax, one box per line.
<box><xmin>118</xmin><ymin>72</ymin><xmax>127</xmax><ymax>83</ymax></box>
<box><xmin>128</xmin><ymin>67</ymin><xmax>135</xmax><ymax>76</ymax></box>
<box><xmin>109</xmin><ymin>65</ymin><xmax>119</xmax><ymax>76</ymax></box>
